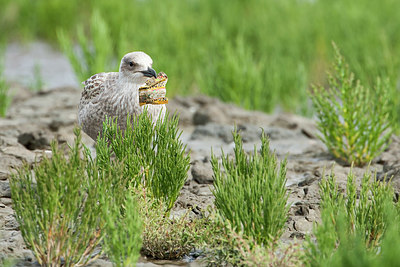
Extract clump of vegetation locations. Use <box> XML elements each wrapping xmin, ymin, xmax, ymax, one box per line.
<box><xmin>211</xmin><ymin>129</ymin><xmax>289</xmax><ymax>246</ymax></box>
<box><xmin>9</xmin><ymin>129</ymin><xmax>113</xmax><ymax>266</ymax></box>
<box><xmin>205</xmin><ymin>129</ymin><xmax>295</xmax><ymax>265</ymax></box>
<box><xmin>199</xmin><ymin>32</ymin><xmax>270</xmax><ymax>110</ymax></box>
<box><xmin>310</xmin><ymin>43</ymin><xmax>394</xmax><ymax>166</ymax></box>
<box><xmin>9</xmin><ymin>110</ymin><xmax>194</xmax><ymax>265</ymax></box>
<box><xmin>305</xmin><ymin>167</ymin><xmax>399</xmax><ymax>266</ymax></box>
<box><xmin>96</xmin><ymin>109</ymin><xmax>190</xmax><ymax>211</ymax></box>
<box><xmin>10</xmin><ymin>108</ymin><xmax>192</xmax><ymax>265</ymax></box>
<box><xmin>0</xmin><ymin>51</ymin><xmax>11</xmax><ymax>117</ymax></box>
<box><xmin>136</xmin><ymin>189</ymin><xmax>212</xmax><ymax>260</ymax></box>
<box><xmin>0</xmin><ymin>74</ymin><xmax>11</xmax><ymax>117</ymax></box>
<box><xmin>57</xmin><ymin>9</ymin><xmax>115</xmax><ymax>82</ymax></box>
<box><xmin>30</xmin><ymin>63</ymin><xmax>44</xmax><ymax>92</ymax></box>
<box><xmin>102</xmin><ymin>190</ymin><xmax>143</xmax><ymax>267</ymax></box>
<box><xmin>10</xmin><ymin>128</ymin><xmax>144</xmax><ymax>266</ymax></box>
<box><xmin>96</xmin><ymin>109</ymin><xmax>195</xmax><ymax>262</ymax></box>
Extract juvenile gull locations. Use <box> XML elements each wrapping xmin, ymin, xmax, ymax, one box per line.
<box><xmin>78</xmin><ymin>51</ymin><xmax>166</xmax><ymax>140</ymax></box>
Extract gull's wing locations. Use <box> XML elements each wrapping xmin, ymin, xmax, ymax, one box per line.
<box><xmin>80</xmin><ymin>72</ymin><xmax>119</xmax><ymax>106</ymax></box>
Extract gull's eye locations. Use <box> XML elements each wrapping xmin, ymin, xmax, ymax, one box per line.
<box><xmin>129</xmin><ymin>61</ymin><xmax>134</xmax><ymax>67</ymax></box>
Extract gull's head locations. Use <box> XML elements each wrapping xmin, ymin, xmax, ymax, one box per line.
<box><xmin>119</xmin><ymin>51</ymin><xmax>157</xmax><ymax>84</ymax></box>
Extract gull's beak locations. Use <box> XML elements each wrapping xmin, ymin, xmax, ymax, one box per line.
<box><xmin>141</xmin><ymin>67</ymin><xmax>157</xmax><ymax>78</ymax></box>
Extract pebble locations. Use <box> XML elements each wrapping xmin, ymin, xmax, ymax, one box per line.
<box><xmin>191</xmin><ymin>160</ymin><xmax>214</xmax><ymax>184</ymax></box>
<box><xmin>192</xmin><ymin>105</ymin><xmax>227</xmax><ymax>125</ymax></box>
<box><xmin>0</xmin><ymin>181</ymin><xmax>11</xmax><ymax>198</ymax></box>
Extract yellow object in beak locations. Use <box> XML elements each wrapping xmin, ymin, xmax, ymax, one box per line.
<box><xmin>139</xmin><ymin>72</ymin><xmax>169</xmax><ymax>106</ymax></box>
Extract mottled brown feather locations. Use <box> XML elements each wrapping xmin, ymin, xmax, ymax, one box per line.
<box><xmin>80</xmin><ymin>72</ymin><xmax>119</xmax><ymax>106</ymax></box>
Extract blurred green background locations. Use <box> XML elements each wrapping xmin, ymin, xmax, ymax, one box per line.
<box><xmin>1</xmin><ymin>0</ymin><xmax>400</xmax><ymax>115</ymax></box>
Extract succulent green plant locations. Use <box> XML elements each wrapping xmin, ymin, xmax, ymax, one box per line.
<box><xmin>30</xmin><ymin>63</ymin><xmax>44</xmax><ymax>92</ymax></box>
<box><xmin>10</xmin><ymin>128</ymin><xmax>113</xmax><ymax>266</ymax></box>
<box><xmin>0</xmin><ymin>75</ymin><xmax>11</xmax><ymax>117</ymax></box>
<box><xmin>102</xmin><ymin>191</ymin><xmax>142</xmax><ymax>267</ymax></box>
<box><xmin>10</xmin><ymin>128</ymin><xmax>145</xmax><ymax>266</ymax></box>
<box><xmin>305</xmin><ymin>167</ymin><xmax>397</xmax><ymax>266</ymax></box>
<box><xmin>0</xmin><ymin>50</ymin><xmax>11</xmax><ymax>118</ymax></box>
<box><xmin>96</xmin><ymin>108</ymin><xmax>190</xmax><ymax>212</ymax></box>
<box><xmin>310</xmin><ymin>43</ymin><xmax>394</xmax><ymax>166</ymax></box>
<box><xmin>211</xmin><ymin>129</ymin><xmax>289</xmax><ymax>246</ymax></box>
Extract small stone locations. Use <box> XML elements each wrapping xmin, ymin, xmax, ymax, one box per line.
<box><xmin>293</xmin><ymin>217</ymin><xmax>313</xmax><ymax>233</ymax></box>
<box><xmin>191</xmin><ymin>160</ymin><xmax>214</xmax><ymax>184</ymax></box>
<box><xmin>1</xmin><ymin>198</ymin><xmax>12</xmax><ymax>206</ymax></box>
<box><xmin>193</xmin><ymin>105</ymin><xmax>227</xmax><ymax>125</ymax></box>
<box><xmin>0</xmin><ymin>181</ymin><xmax>11</xmax><ymax>198</ymax></box>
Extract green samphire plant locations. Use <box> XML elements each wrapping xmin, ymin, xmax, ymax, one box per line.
<box><xmin>10</xmin><ymin>128</ymin><xmax>144</xmax><ymax>266</ymax></box>
<box><xmin>10</xmin><ymin>129</ymin><xmax>113</xmax><ymax>266</ymax></box>
<box><xmin>96</xmin><ymin>108</ymin><xmax>190</xmax><ymax>212</ymax></box>
<box><xmin>305</xmin><ymin>168</ymin><xmax>400</xmax><ymax>267</ymax></box>
<box><xmin>211</xmin><ymin>129</ymin><xmax>289</xmax><ymax>246</ymax></box>
<box><xmin>0</xmin><ymin>48</ymin><xmax>11</xmax><ymax>118</ymax></box>
<box><xmin>310</xmin><ymin>43</ymin><xmax>394</xmax><ymax>166</ymax></box>
<box><xmin>102</xmin><ymin>190</ymin><xmax>143</xmax><ymax>267</ymax></box>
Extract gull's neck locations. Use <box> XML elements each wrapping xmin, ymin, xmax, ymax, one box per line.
<box><xmin>118</xmin><ymin>74</ymin><xmax>145</xmax><ymax>93</ymax></box>
<box><xmin>108</xmin><ymin>74</ymin><xmax>143</xmax><ymax>115</ymax></box>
